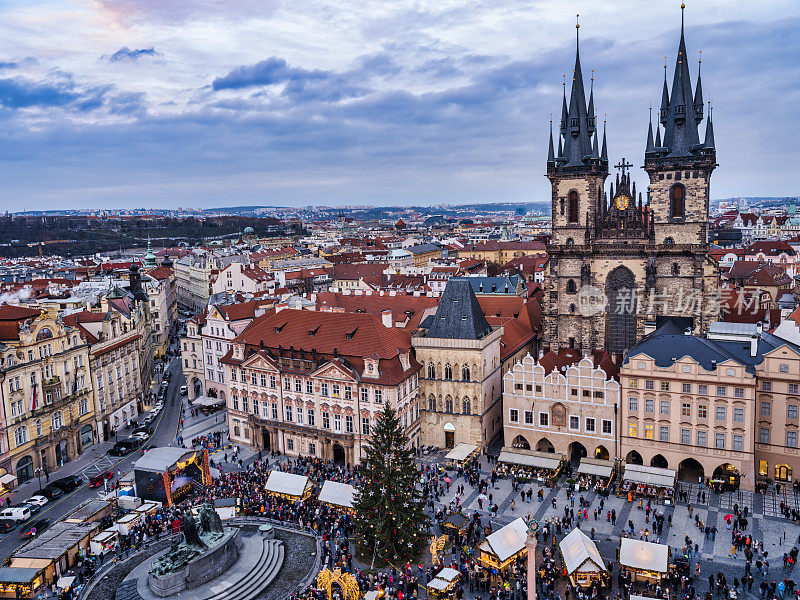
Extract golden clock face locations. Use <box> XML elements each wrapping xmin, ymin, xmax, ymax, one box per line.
<box><xmin>614</xmin><ymin>194</ymin><xmax>630</xmax><ymax>211</ymax></box>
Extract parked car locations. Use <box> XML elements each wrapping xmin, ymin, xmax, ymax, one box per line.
<box><xmin>108</xmin><ymin>441</ymin><xmax>135</xmax><ymax>456</ymax></box>
<box><xmin>0</xmin><ymin>519</ymin><xmax>16</xmax><ymax>533</ymax></box>
<box><xmin>26</xmin><ymin>495</ymin><xmax>48</xmax><ymax>508</ymax></box>
<box><xmin>51</xmin><ymin>475</ymin><xmax>83</xmax><ymax>492</ymax></box>
<box><xmin>88</xmin><ymin>471</ymin><xmax>113</xmax><ymax>488</ymax></box>
<box><xmin>180</xmin><ymin>385</ymin><xmax>187</xmax><ymax>395</ymax></box>
<box><xmin>132</xmin><ymin>425</ymin><xmax>153</xmax><ymax>435</ymax></box>
<box><xmin>40</xmin><ymin>485</ymin><xmax>63</xmax><ymax>500</ymax></box>
<box><xmin>20</xmin><ymin>518</ymin><xmax>50</xmax><ymax>538</ymax></box>
<box><xmin>14</xmin><ymin>502</ymin><xmax>40</xmax><ymax>515</ymax></box>
<box><xmin>129</xmin><ymin>432</ymin><xmax>149</xmax><ymax>442</ymax></box>
<box><xmin>0</xmin><ymin>506</ymin><xmax>31</xmax><ymax>523</ymax></box>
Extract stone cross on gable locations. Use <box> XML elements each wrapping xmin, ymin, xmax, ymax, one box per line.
<box><xmin>614</xmin><ymin>158</ymin><xmax>633</xmax><ymax>174</ymax></box>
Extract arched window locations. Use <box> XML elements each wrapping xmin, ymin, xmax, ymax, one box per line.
<box><xmin>672</xmin><ymin>262</ymin><xmax>680</xmax><ymax>276</ymax></box>
<box><xmin>568</xmin><ymin>191</ymin><xmax>579</xmax><ymax>224</ymax></box>
<box><xmin>428</xmin><ymin>396</ymin><xmax>436</xmax><ymax>412</ymax></box>
<box><xmin>664</xmin><ymin>237</ymin><xmax>675</xmax><ymax>246</ymax></box>
<box><xmin>463</xmin><ymin>397</ymin><xmax>471</xmax><ymax>415</ymax></box>
<box><xmin>566</xmin><ymin>238</ymin><xmax>575</xmax><ymax>247</ymax></box>
<box><xmin>445</xmin><ymin>396</ymin><xmax>454</xmax><ymax>413</ymax></box>
<box><xmin>566</xmin><ymin>279</ymin><xmax>576</xmax><ymax>294</ymax></box>
<box><xmin>670</xmin><ymin>184</ymin><xmax>685</xmax><ymax>219</ymax></box>
<box><xmin>569</xmin><ymin>304</ymin><xmax>576</xmax><ymax>313</ymax></box>
<box><xmin>462</xmin><ymin>365</ymin><xmax>470</xmax><ymax>381</ymax></box>
<box><xmin>453</xmin><ymin>364</ymin><xmax>460</xmax><ymax>380</ymax></box>
<box><xmin>444</xmin><ymin>364</ymin><xmax>453</xmax><ymax>380</ymax></box>
<box><xmin>427</xmin><ymin>363</ymin><xmax>435</xmax><ymax>379</ymax></box>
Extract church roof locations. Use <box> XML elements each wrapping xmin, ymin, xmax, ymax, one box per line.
<box><xmin>424</xmin><ymin>278</ymin><xmax>492</xmax><ymax>340</ymax></box>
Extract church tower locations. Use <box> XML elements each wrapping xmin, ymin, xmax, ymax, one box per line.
<box><xmin>544</xmin><ymin>9</ymin><xmax>718</xmax><ymax>356</ymax></box>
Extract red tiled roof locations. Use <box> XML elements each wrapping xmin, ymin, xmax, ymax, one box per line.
<box><xmin>746</xmin><ymin>241</ymin><xmax>796</xmax><ymax>256</ymax></box>
<box><xmin>215</xmin><ymin>300</ymin><xmax>274</xmax><ymax>322</ymax></box>
<box><xmin>147</xmin><ymin>266</ymin><xmax>173</xmax><ymax>280</ymax></box>
<box><xmin>315</xmin><ymin>292</ymin><xmax>438</xmax><ymax>331</ymax></box>
<box><xmin>0</xmin><ymin>305</ymin><xmax>40</xmax><ymax>321</ymax></box>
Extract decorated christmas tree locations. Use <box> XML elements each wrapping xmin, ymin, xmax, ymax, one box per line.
<box><xmin>353</xmin><ymin>405</ymin><xmax>429</xmax><ymax>566</ymax></box>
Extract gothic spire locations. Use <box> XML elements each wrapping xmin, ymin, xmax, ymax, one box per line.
<box><xmin>655</xmin><ymin>124</ymin><xmax>662</xmax><ymax>148</ymax></box>
<box><xmin>587</xmin><ymin>70</ymin><xmax>596</xmax><ymax>134</ymax></box>
<box><xmin>659</xmin><ymin>59</ymin><xmax>670</xmax><ymax>126</ymax></box>
<box><xmin>591</xmin><ymin>130</ymin><xmax>600</xmax><ymax>159</ymax></box>
<box><xmin>645</xmin><ymin>108</ymin><xmax>655</xmax><ymax>154</ymax></box>
<box><xmin>560</xmin><ymin>16</ymin><xmax>594</xmax><ymax>168</ymax></box>
<box><xmin>557</xmin><ymin>134</ymin><xmax>563</xmax><ymax>159</ymax></box>
<box><xmin>548</xmin><ymin>119</ymin><xmax>556</xmax><ymax>163</ymax></box>
<box><xmin>704</xmin><ymin>102</ymin><xmax>715</xmax><ymax>149</ymax></box>
<box><xmin>601</xmin><ymin>118</ymin><xmax>608</xmax><ymax>162</ymax></box>
<box><xmin>560</xmin><ymin>76</ymin><xmax>568</xmax><ymax>136</ymax></box>
<box><xmin>694</xmin><ymin>51</ymin><xmax>704</xmax><ymax>123</ymax></box>
<box><xmin>661</xmin><ymin>3</ymin><xmax>702</xmax><ymax>157</ymax></box>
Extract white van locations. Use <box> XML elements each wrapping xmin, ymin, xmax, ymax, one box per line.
<box><xmin>1</xmin><ymin>506</ymin><xmax>31</xmax><ymax>522</ymax></box>
<box><xmin>180</xmin><ymin>385</ymin><xmax>187</xmax><ymax>395</ymax></box>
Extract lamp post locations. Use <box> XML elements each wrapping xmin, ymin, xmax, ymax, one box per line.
<box><xmin>35</xmin><ymin>467</ymin><xmax>43</xmax><ymax>492</ymax></box>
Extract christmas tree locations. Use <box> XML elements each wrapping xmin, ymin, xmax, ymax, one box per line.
<box><xmin>353</xmin><ymin>405</ymin><xmax>429</xmax><ymax>566</ymax></box>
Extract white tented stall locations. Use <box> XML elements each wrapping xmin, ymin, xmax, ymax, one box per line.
<box><xmin>318</xmin><ymin>481</ymin><xmax>356</xmax><ymax>510</ymax></box>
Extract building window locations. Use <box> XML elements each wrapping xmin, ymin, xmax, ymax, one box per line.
<box><xmin>602</xmin><ymin>420</ymin><xmax>612</xmax><ymax>435</ymax></box>
<box><xmin>361</xmin><ymin>388</ymin><xmax>369</xmax><ymax>403</ymax></box>
<box><xmin>788</xmin><ymin>431</ymin><xmax>798</xmax><ymax>448</ymax></box>
<box><xmin>734</xmin><ymin>387</ymin><xmax>744</xmax><ymax>399</ymax></box>
<box><xmin>272</xmin><ymin>403</ymin><xmax>278</xmax><ymax>419</ymax></box>
<box><xmin>295</xmin><ymin>379</ymin><xmax>302</xmax><ymax>393</ymax></box>
<box><xmin>644</xmin><ymin>398</ymin><xmax>654</xmax><ymax>413</ymax></box>
<box><xmin>332</xmin><ymin>384</ymin><xmax>340</xmax><ymax>398</ymax></box>
<box><xmin>362</xmin><ymin>417</ymin><xmax>370</xmax><ymax>435</ymax></box>
<box><xmin>726</xmin><ymin>368</ymin><xmax>735</xmax><ymax>377</ymax></box>
<box><xmin>285</xmin><ymin>405</ymin><xmax>293</xmax><ymax>422</ymax></box>
<box><xmin>789</xmin><ymin>405</ymin><xmax>799</xmax><ymax>420</ymax></box>
<box><xmin>566</xmin><ymin>279</ymin><xmax>576</xmax><ymax>294</ymax></box>
<box><xmin>660</xmin><ymin>381</ymin><xmax>670</xmax><ymax>392</ymax></box>
<box><xmin>344</xmin><ymin>385</ymin><xmax>352</xmax><ymax>399</ymax></box>
<box><xmin>659</xmin><ymin>425</ymin><xmax>670</xmax><ymax>442</ymax></box>
<box><xmin>790</xmin><ymin>384</ymin><xmax>799</xmax><ymax>395</ymax></box>
<box><xmin>296</xmin><ymin>407</ymin><xmax>303</xmax><ymax>425</ymax></box>
<box><xmin>697</xmin><ymin>404</ymin><xmax>707</xmax><ymax>419</ymax></box>
<box><xmin>644</xmin><ymin>422</ymin><xmax>654</xmax><ymax>439</ymax></box>
<box><xmin>680</xmin><ymin>428</ymin><xmax>691</xmax><ymax>444</ymax></box>
<box><xmin>645</xmin><ymin>380</ymin><xmax>655</xmax><ymax>390</ymax></box>
<box><xmin>242</xmin><ymin>397</ymin><xmax>248</xmax><ymax>412</ymax></box>
<box><xmin>345</xmin><ymin>415</ymin><xmax>353</xmax><ymax>433</ymax></box>
<box><xmin>539</xmin><ymin>413</ymin><xmax>549</xmax><ymax>427</ymax></box>
<box><xmin>681</xmin><ymin>402</ymin><xmax>691</xmax><ymax>417</ymax></box>
<box><xmin>509</xmin><ymin>409</ymin><xmax>519</xmax><ymax>424</ymax></box>
<box><xmin>761</xmin><ymin>401</ymin><xmax>771</xmax><ymax>416</ymax></box>
<box><xmin>670</xmin><ymin>183</ymin><xmax>685</xmax><ymax>219</ymax></box>
<box><xmin>660</xmin><ymin>400</ymin><xmax>670</xmax><ymax>415</ymax></box>
<box><xmin>733</xmin><ymin>407</ymin><xmax>744</xmax><ymax>423</ymax></box>
<box><xmin>524</xmin><ymin>411</ymin><xmax>533</xmax><ymax>425</ymax></box>
<box><xmin>568</xmin><ymin>190</ymin><xmax>579</xmax><ymax>224</ymax></box>
<box><xmin>321</xmin><ymin>382</ymin><xmax>329</xmax><ymax>397</ymax></box>
<box><xmin>733</xmin><ymin>434</ymin><xmax>744</xmax><ymax>452</ymax></box>
<box><xmin>697</xmin><ymin>430</ymin><xmax>707</xmax><ymax>447</ymax></box>
<box><xmin>322</xmin><ymin>412</ymin><xmax>330</xmax><ymax>429</ymax></box>
<box><xmin>682</xmin><ymin>383</ymin><xmax>691</xmax><ymax>393</ymax></box>
<box><xmin>715</xmin><ymin>406</ymin><xmax>727</xmax><ymax>421</ymax></box>
<box><xmin>629</xmin><ymin>378</ymin><xmax>638</xmax><ymax>389</ymax></box>
<box><xmin>308</xmin><ymin>442</ymin><xmax>316</xmax><ymax>456</ymax></box>
<box><xmin>715</xmin><ymin>433</ymin><xmax>726</xmax><ymax>449</ymax></box>
<box><xmin>333</xmin><ymin>414</ymin><xmax>342</xmax><ymax>433</ymax></box>
<box><xmin>698</xmin><ymin>385</ymin><xmax>708</xmax><ymax>395</ymax></box>
<box><xmin>716</xmin><ymin>386</ymin><xmax>727</xmax><ymax>396</ymax></box>
<box><xmin>287</xmin><ymin>438</ymin><xmax>294</xmax><ymax>451</ymax></box>
<box><xmin>569</xmin><ymin>415</ymin><xmax>579</xmax><ymax>430</ymax></box>
<box><xmin>628</xmin><ymin>422</ymin><xmax>637</xmax><ymax>437</ymax></box>
<box><xmin>759</xmin><ymin>427</ymin><xmax>771</xmax><ymax>444</ymax></box>
<box><xmin>762</xmin><ymin>381</ymin><xmax>772</xmax><ymax>392</ymax></box>
<box><xmin>283</xmin><ymin>377</ymin><xmax>290</xmax><ymax>390</ymax></box>
<box><xmin>374</xmin><ymin>389</ymin><xmax>382</xmax><ymax>404</ymax></box>
<box><xmin>629</xmin><ymin>397</ymin><xmax>638</xmax><ymax>411</ymax></box>
<box><xmin>780</xmin><ymin>363</ymin><xmax>789</xmax><ymax>373</ymax></box>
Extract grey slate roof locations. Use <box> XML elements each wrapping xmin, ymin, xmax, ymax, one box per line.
<box><xmin>466</xmin><ymin>275</ymin><xmax>524</xmax><ymax>295</ymax></box>
<box><xmin>133</xmin><ymin>447</ymin><xmax>200</xmax><ymax>473</ymax></box>
<box><xmin>406</xmin><ymin>243</ymin><xmax>441</xmax><ymax>255</ymax></box>
<box><xmin>424</xmin><ymin>278</ymin><xmax>492</xmax><ymax>340</ymax></box>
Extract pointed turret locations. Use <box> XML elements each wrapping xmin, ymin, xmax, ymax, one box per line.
<box><xmin>694</xmin><ymin>54</ymin><xmax>704</xmax><ymax>123</ymax></box>
<box><xmin>547</xmin><ymin>120</ymin><xmax>556</xmax><ymax>163</ymax></box>
<box><xmin>655</xmin><ymin>125</ymin><xmax>662</xmax><ymax>148</ymax></box>
<box><xmin>704</xmin><ymin>104</ymin><xmax>715</xmax><ymax>150</ymax></box>
<box><xmin>559</xmin><ymin>77</ymin><xmax>568</xmax><ymax>136</ymax></box>
<box><xmin>591</xmin><ymin>130</ymin><xmax>600</xmax><ymax>159</ymax></box>
<box><xmin>557</xmin><ymin>135</ymin><xmax>563</xmax><ymax>159</ymax></box>
<box><xmin>587</xmin><ymin>71</ymin><xmax>596</xmax><ymax>134</ymax></box>
<box><xmin>601</xmin><ymin>119</ymin><xmax>608</xmax><ymax>162</ymax></box>
<box><xmin>659</xmin><ymin>62</ymin><xmax>670</xmax><ymax>125</ymax></box>
<box><xmin>661</xmin><ymin>4</ymin><xmax>702</xmax><ymax>157</ymax></box>
<box><xmin>645</xmin><ymin>109</ymin><xmax>655</xmax><ymax>155</ymax></box>
<box><xmin>560</xmin><ymin>21</ymin><xmax>594</xmax><ymax>168</ymax></box>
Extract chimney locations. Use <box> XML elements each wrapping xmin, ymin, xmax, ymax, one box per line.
<box><xmin>275</xmin><ymin>301</ymin><xmax>288</xmax><ymax>313</ymax></box>
<box><xmin>710</xmin><ymin>359</ymin><xmax>717</xmax><ymax>369</ymax></box>
<box><xmin>756</xmin><ymin>321</ymin><xmax>764</xmax><ymax>336</ymax></box>
<box><xmin>750</xmin><ymin>335</ymin><xmax>758</xmax><ymax>358</ymax></box>
<box><xmin>684</xmin><ymin>327</ymin><xmax>691</xmax><ymax>336</ymax></box>
<box><xmin>381</xmin><ymin>309</ymin><xmax>393</xmax><ymax>328</ymax></box>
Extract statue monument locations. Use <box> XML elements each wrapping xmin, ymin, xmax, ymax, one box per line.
<box><xmin>148</xmin><ymin>503</ymin><xmax>241</xmax><ymax>597</ymax></box>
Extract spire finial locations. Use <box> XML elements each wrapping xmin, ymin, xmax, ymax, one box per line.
<box><xmin>681</xmin><ymin>3</ymin><xmax>685</xmax><ymax>34</ymax></box>
<box><xmin>576</xmin><ymin>14</ymin><xmax>580</xmax><ymax>51</ymax></box>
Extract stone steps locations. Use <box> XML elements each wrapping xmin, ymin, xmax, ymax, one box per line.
<box><xmin>196</xmin><ymin>538</ymin><xmax>284</xmax><ymax>600</ymax></box>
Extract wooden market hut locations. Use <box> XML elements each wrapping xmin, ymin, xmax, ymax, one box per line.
<box><xmin>618</xmin><ymin>538</ymin><xmax>669</xmax><ymax>583</ymax></box>
<box><xmin>477</xmin><ymin>517</ymin><xmax>529</xmax><ymax>571</ymax></box>
<box><xmin>559</xmin><ymin>528</ymin><xmax>607</xmax><ymax>587</ymax></box>
<box><xmin>265</xmin><ymin>471</ymin><xmax>313</xmax><ymax>500</ymax></box>
<box><xmin>318</xmin><ymin>481</ymin><xmax>356</xmax><ymax>511</ymax></box>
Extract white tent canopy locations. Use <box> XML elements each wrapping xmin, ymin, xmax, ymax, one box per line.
<box><xmin>193</xmin><ymin>395</ymin><xmax>224</xmax><ymax>407</ymax></box>
<box><xmin>623</xmin><ymin>464</ymin><xmax>676</xmax><ymax>488</ymax></box>
<box><xmin>619</xmin><ymin>538</ymin><xmax>668</xmax><ymax>573</ymax></box>
<box><xmin>498</xmin><ymin>448</ymin><xmax>563</xmax><ymax>471</ymax></box>
<box><xmin>436</xmin><ymin>568</ymin><xmax>460</xmax><ymax>583</ymax></box>
<box><xmin>482</xmin><ymin>517</ymin><xmax>528</xmax><ymax>563</ymax></box>
<box><xmin>265</xmin><ymin>471</ymin><xmax>310</xmax><ymax>497</ymax></box>
<box><xmin>560</xmin><ymin>528</ymin><xmax>606</xmax><ymax>575</ymax></box>
<box><xmin>445</xmin><ymin>443</ymin><xmax>478</xmax><ymax>462</ymax></box>
<box><xmin>318</xmin><ymin>481</ymin><xmax>356</xmax><ymax>509</ymax></box>
<box><xmin>577</xmin><ymin>458</ymin><xmax>614</xmax><ymax>479</ymax></box>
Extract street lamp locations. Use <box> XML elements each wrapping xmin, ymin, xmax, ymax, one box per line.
<box><xmin>35</xmin><ymin>467</ymin><xmax>43</xmax><ymax>492</ymax></box>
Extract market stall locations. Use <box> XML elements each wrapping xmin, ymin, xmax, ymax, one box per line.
<box><xmin>618</xmin><ymin>538</ymin><xmax>669</xmax><ymax>583</ymax></box>
<box><xmin>439</xmin><ymin>511</ymin><xmax>470</xmax><ymax>536</ymax></box>
<box><xmin>559</xmin><ymin>528</ymin><xmax>607</xmax><ymax>588</ymax></box>
<box><xmin>0</xmin><ymin>567</ymin><xmax>45</xmax><ymax>599</ymax></box>
<box><xmin>477</xmin><ymin>517</ymin><xmax>529</xmax><ymax>571</ymax></box>
<box><xmin>443</xmin><ymin>443</ymin><xmax>478</xmax><ymax>468</ymax></box>
<box><xmin>576</xmin><ymin>458</ymin><xmax>616</xmax><ymax>493</ymax></box>
<box><xmin>620</xmin><ymin>464</ymin><xmax>676</xmax><ymax>503</ymax></box>
<box><xmin>318</xmin><ymin>481</ymin><xmax>356</xmax><ymax>511</ymax></box>
<box><xmin>265</xmin><ymin>471</ymin><xmax>313</xmax><ymax>500</ymax></box>
<box><xmin>89</xmin><ymin>530</ymin><xmax>118</xmax><ymax>555</ymax></box>
<box><xmin>495</xmin><ymin>448</ymin><xmax>565</xmax><ymax>484</ymax></box>
<box><xmin>114</xmin><ymin>512</ymin><xmax>142</xmax><ymax>537</ymax></box>
<box><xmin>426</xmin><ymin>567</ymin><xmax>460</xmax><ymax>599</ymax></box>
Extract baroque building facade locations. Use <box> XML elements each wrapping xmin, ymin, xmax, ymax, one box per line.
<box><xmin>544</xmin><ymin>16</ymin><xmax>718</xmax><ymax>355</ymax></box>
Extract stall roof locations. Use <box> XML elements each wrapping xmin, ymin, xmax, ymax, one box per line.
<box><xmin>437</xmin><ymin>568</ymin><xmax>460</xmax><ymax>582</ymax></box>
<box><xmin>444</xmin><ymin>443</ymin><xmax>478</xmax><ymax>462</ymax></box>
<box><xmin>427</xmin><ymin>579</ymin><xmax>451</xmax><ymax>592</ymax></box>
<box><xmin>623</xmin><ymin>464</ymin><xmax>676</xmax><ymax>488</ymax></box>
<box><xmin>66</xmin><ymin>499</ymin><xmax>111</xmax><ymax>522</ymax></box>
<box><xmin>193</xmin><ymin>395</ymin><xmax>224</xmax><ymax>407</ymax></box>
<box><xmin>481</xmin><ymin>517</ymin><xmax>529</xmax><ymax>562</ymax></box>
<box><xmin>318</xmin><ymin>481</ymin><xmax>356</xmax><ymax>509</ymax></box>
<box><xmin>13</xmin><ymin>522</ymin><xmax>97</xmax><ymax>561</ymax></box>
<box><xmin>0</xmin><ymin>473</ymin><xmax>16</xmax><ymax>485</ymax></box>
<box><xmin>497</xmin><ymin>448</ymin><xmax>563</xmax><ymax>471</ymax></box>
<box><xmin>441</xmin><ymin>511</ymin><xmax>469</xmax><ymax>530</ymax></box>
<box><xmin>619</xmin><ymin>538</ymin><xmax>668</xmax><ymax>573</ymax></box>
<box><xmin>133</xmin><ymin>447</ymin><xmax>200</xmax><ymax>473</ymax></box>
<box><xmin>560</xmin><ymin>528</ymin><xmax>606</xmax><ymax>575</ymax></box>
<box><xmin>265</xmin><ymin>471</ymin><xmax>310</xmax><ymax>497</ymax></box>
<box><xmin>577</xmin><ymin>458</ymin><xmax>615</xmax><ymax>479</ymax></box>
<box><xmin>0</xmin><ymin>567</ymin><xmax>41</xmax><ymax>583</ymax></box>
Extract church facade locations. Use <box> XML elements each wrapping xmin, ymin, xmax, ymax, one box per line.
<box><xmin>544</xmin><ymin>13</ymin><xmax>719</xmax><ymax>355</ymax></box>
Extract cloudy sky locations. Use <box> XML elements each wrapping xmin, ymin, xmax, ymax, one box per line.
<box><xmin>0</xmin><ymin>1</ymin><xmax>798</xmax><ymax>211</ymax></box>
